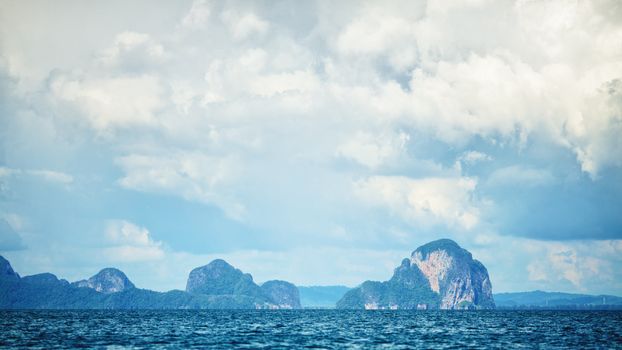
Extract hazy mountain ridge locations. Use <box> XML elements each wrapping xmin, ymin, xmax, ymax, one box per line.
<box><xmin>0</xmin><ymin>256</ymin><xmax>300</xmax><ymax>309</ymax></box>
<box><xmin>297</xmin><ymin>286</ymin><xmax>351</xmax><ymax>308</ymax></box>
<box><xmin>494</xmin><ymin>291</ymin><xmax>622</xmax><ymax>310</ymax></box>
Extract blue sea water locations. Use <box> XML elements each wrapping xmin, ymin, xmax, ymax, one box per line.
<box><xmin>1</xmin><ymin>310</ymin><xmax>621</xmax><ymax>349</ymax></box>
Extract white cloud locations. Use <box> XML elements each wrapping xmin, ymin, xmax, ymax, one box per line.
<box><xmin>116</xmin><ymin>153</ymin><xmax>245</xmax><ymax>220</ymax></box>
<box><xmin>27</xmin><ymin>170</ymin><xmax>73</xmax><ymax>185</ymax></box>
<box><xmin>181</xmin><ymin>0</ymin><xmax>211</xmax><ymax>29</ymax></box>
<box><xmin>336</xmin><ymin>13</ymin><xmax>419</xmax><ymax>71</ymax></box>
<box><xmin>487</xmin><ymin>165</ymin><xmax>554</xmax><ymax>188</ymax></box>
<box><xmin>98</xmin><ymin>31</ymin><xmax>166</xmax><ymax>71</ymax></box>
<box><xmin>454</xmin><ymin>151</ymin><xmax>492</xmax><ymax>172</ymax></box>
<box><xmin>354</xmin><ymin>175</ymin><xmax>480</xmax><ymax>230</ymax></box>
<box><xmin>220</xmin><ymin>10</ymin><xmax>269</xmax><ymax>40</ymax></box>
<box><xmin>336</xmin><ymin>130</ymin><xmax>409</xmax><ymax>169</ymax></box>
<box><xmin>26</xmin><ymin>0</ymin><xmax>620</xmax><ymax>178</ymax></box>
<box><xmin>247</xmin><ymin>70</ymin><xmax>320</xmax><ymax>97</ymax></box>
<box><xmin>0</xmin><ymin>167</ymin><xmax>73</xmax><ymax>185</ymax></box>
<box><xmin>459</xmin><ymin>151</ymin><xmax>492</xmax><ymax>164</ymax></box>
<box><xmin>567</xmin><ymin>79</ymin><xmax>622</xmax><ymax>178</ymax></box>
<box><xmin>201</xmin><ymin>46</ymin><xmax>319</xmax><ymax>103</ymax></box>
<box><xmin>464</xmin><ymin>234</ymin><xmax>622</xmax><ymax>294</ymax></box>
<box><xmin>522</xmin><ymin>239</ymin><xmax>622</xmax><ymax>290</ymax></box>
<box><xmin>104</xmin><ymin>220</ymin><xmax>164</xmax><ymax>262</ymax></box>
<box><xmin>50</xmin><ymin>74</ymin><xmax>166</xmax><ymax>132</ymax></box>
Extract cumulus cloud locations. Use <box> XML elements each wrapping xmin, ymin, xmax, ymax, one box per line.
<box><xmin>104</xmin><ymin>220</ymin><xmax>164</xmax><ymax>262</ymax></box>
<box><xmin>334</xmin><ymin>4</ymin><xmax>422</xmax><ymax>71</ymax></box>
<box><xmin>50</xmin><ymin>74</ymin><xmax>166</xmax><ymax>132</ymax></box>
<box><xmin>98</xmin><ymin>31</ymin><xmax>167</xmax><ymax>72</ymax></box>
<box><xmin>220</xmin><ymin>10</ymin><xmax>269</xmax><ymax>40</ymax></box>
<box><xmin>181</xmin><ymin>0</ymin><xmax>211</xmax><ymax>29</ymax></box>
<box><xmin>336</xmin><ymin>130</ymin><xmax>409</xmax><ymax>169</ymax></box>
<box><xmin>522</xmin><ymin>239</ymin><xmax>622</xmax><ymax>291</ymax></box>
<box><xmin>25</xmin><ymin>0</ymin><xmax>621</xmax><ymax>177</ymax></box>
<box><xmin>354</xmin><ymin>175</ymin><xmax>480</xmax><ymax>230</ymax></box>
<box><xmin>116</xmin><ymin>153</ymin><xmax>245</xmax><ymax>220</ymax></box>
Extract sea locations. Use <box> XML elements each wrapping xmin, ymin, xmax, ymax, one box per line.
<box><xmin>1</xmin><ymin>310</ymin><xmax>620</xmax><ymax>349</ymax></box>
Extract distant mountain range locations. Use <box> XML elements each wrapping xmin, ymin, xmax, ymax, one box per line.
<box><xmin>494</xmin><ymin>291</ymin><xmax>622</xmax><ymax>310</ymax></box>
<box><xmin>297</xmin><ymin>286</ymin><xmax>351</xmax><ymax>308</ymax></box>
<box><xmin>0</xmin><ymin>256</ymin><xmax>300</xmax><ymax>309</ymax></box>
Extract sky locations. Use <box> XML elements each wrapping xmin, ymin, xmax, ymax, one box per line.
<box><xmin>0</xmin><ymin>0</ymin><xmax>621</xmax><ymax>295</ymax></box>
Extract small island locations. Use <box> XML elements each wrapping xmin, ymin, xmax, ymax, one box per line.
<box><xmin>337</xmin><ymin>239</ymin><xmax>495</xmax><ymax>310</ymax></box>
<box><xmin>0</xmin><ymin>256</ymin><xmax>300</xmax><ymax>309</ymax></box>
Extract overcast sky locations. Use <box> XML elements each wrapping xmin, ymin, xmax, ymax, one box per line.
<box><xmin>0</xmin><ymin>0</ymin><xmax>621</xmax><ymax>294</ymax></box>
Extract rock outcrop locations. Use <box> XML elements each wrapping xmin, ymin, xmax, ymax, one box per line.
<box><xmin>261</xmin><ymin>280</ymin><xmax>301</xmax><ymax>309</ymax></box>
<box><xmin>186</xmin><ymin>259</ymin><xmax>262</xmax><ymax>297</ymax></box>
<box><xmin>412</xmin><ymin>239</ymin><xmax>494</xmax><ymax>309</ymax></box>
<box><xmin>73</xmin><ymin>268</ymin><xmax>136</xmax><ymax>293</ymax></box>
<box><xmin>186</xmin><ymin>259</ymin><xmax>302</xmax><ymax>309</ymax></box>
<box><xmin>337</xmin><ymin>239</ymin><xmax>495</xmax><ymax>310</ymax></box>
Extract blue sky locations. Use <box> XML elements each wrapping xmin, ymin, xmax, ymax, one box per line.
<box><xmin>0</xmin><ymin>0</ymin><xmax>621</xmax><ymax>294</ymax></box>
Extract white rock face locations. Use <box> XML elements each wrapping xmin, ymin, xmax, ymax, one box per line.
<box><xmin>410</xmin><ymin>240</ymin><xmax>495</xmax><ymax>310</ymax></box>
<box><xmin>441</xmin><ymin>277</ymin><xmax>475</xmax><ymax>309</ymax></box>
<box><xmin>73</xmin><ymin>268</ymin><xmax>135</xmax><ymax>294</ymax></box>
<box><xmin>411</xmin><ymin>249</ymin><xmax>453</xmax><ymax>293</ymax></box>
<box><xmin>336</xmin><ymin>239</ymin><xmax>495</xmax><ymax>310</ymax></box>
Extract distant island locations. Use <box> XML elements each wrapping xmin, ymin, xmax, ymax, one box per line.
<box><xmin>0</xmin><ymin>257</ymin><xmax>300</xmax><ymax>309</ymax></box>
<box><xmin>2</xmin><ymin>239</ymin><xmax>621</xmax><ymax>310</ymax></box>
<box><xmin>298</xmin><ymin>286</ymin><xmax>351</xmax><ymax>308</ymax></box>
<box><xmin>494</xmin><ymin>291</ymin><xmax>622</xmax><ymax>310</ymax></box>
<box><xmin>337</xmin><ymin>239</ymin><xmax>495</xmax><ymax>310</ymax></box>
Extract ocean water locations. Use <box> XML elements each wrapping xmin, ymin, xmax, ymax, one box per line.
<box><xmin>1</xmin><ymin>310</ymin><xmax>620</xmax><ymax>349</ymax></box>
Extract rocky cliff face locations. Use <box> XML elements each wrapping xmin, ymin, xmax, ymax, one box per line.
<box><xmin>261</xmin><ymin>280</ymin><xmax>301</xmax><ymax>309</ymax></box>
<box><xmin>337</xmin><ymin>239</ymin><xmax>495</xmax><ymax>310</ymax></box>
<box><xmin>412</xmin><ymin>239</ymin><xmax>494</xmax><ymax>309</ymax></box>
<box><xmin>73</xmin><ymin>268</ymin><xmax>135</xmax><ymax>293</ymax></box>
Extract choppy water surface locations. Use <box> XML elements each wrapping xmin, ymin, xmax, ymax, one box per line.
<box><xmin>1</xmin><ymin>310</ymin><xmax>620</xmax><ymax>349</ymax></box>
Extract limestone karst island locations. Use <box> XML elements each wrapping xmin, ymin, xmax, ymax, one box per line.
<box><xmin>1</xmin><ymin>239</ymin><xmax>493</xmax><ymax>310</ymax></box>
